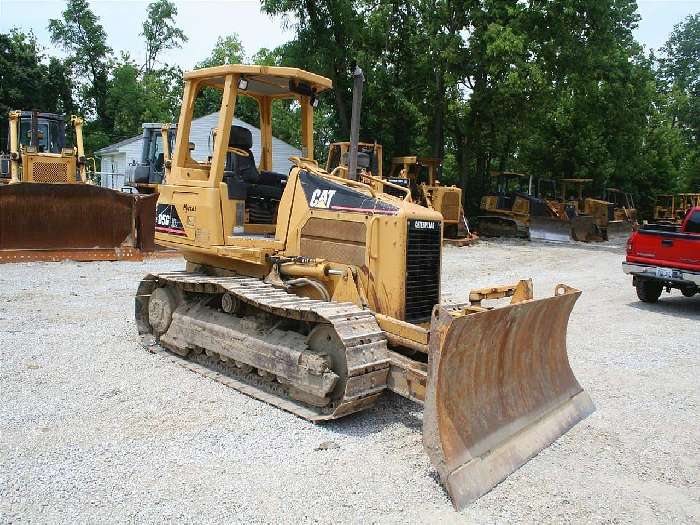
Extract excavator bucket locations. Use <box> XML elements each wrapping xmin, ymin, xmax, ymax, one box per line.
<box><xmin>423</xmin><ymin>284</ymin><xmax>594</xmax><ymax>510</ymax></box>
<box><xmin>0</xmin><ymin>183</ymin><xmax>157</xmax><ymax>262</ymax></box>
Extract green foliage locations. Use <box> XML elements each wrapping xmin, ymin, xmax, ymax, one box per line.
<box><xmin>193</xmin><ymin>35</ymin><xmax>247</xmax><ymax>118</ymax></box>
<box><xmin>4</xmin><ymin>0</ymin><xmax>696</xmax><ymax>217</ymax></box>
<box><xmin>263</xmin><ymin>0</ymin><xmax>699</xmax><ymax>216</ymax></box>
<box><xmin>658</xmin><ymin>13</ymin><xmax>700</xmax><ymax>190</ymax></box>
<box><xmin>106</xmin><ymin>54</ymin><xmax>146</xmax><ymax>140</ymax></box>
<box><xmin>142</xmin><ymin>0</ymin><xmax>188</xmax><ymax>73</ymax></box>
<box><xmin>0</xmin><ymin>29</ymin><xmax>73</xmax><ymax>151</ymax></box>
<box><xmin>0</xmin><ymin>30</ymin><xmax>71</xmax><ymax>116</ymax></box>
<box><xmin>48</xmin><ymin>0</ymin><xmax>112</xmax><ymax>128</ymax></box>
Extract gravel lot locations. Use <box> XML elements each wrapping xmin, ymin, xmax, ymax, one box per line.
<box><xmin>1</xmin><ymin>239</ymin><xmax>698</xmax><ymax>523</ymax></box>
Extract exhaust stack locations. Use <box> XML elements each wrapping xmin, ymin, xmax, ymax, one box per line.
<box><xmin>347</xmin><ymin>65</ymin><xmax>364</xmax><ymax>181</ymax></box>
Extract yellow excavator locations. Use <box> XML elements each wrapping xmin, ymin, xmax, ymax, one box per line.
<box><xmin>0</xmin><ymin>110</ymin><xmax>157</xmax><ymax>262</ymax></box>
<box><xmin>135</xmin><ymin>64</ymin><xmax>594</xmax><ymax>509</ymax></box>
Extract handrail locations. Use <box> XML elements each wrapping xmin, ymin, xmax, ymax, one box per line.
<box><xmin>363</xmin><ymin>173</ymin><xmax>412</xmax><ymax>201</ymax></box>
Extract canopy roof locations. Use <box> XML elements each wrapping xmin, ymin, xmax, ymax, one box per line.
<box><xmin>561</xmin><ymin>178</ymin><xmax>593</xmax><ymax>183</ymax></box>
<box><xmin>184</xmin><ymin>65</ymin><xmax>333</xmax><ymax>98</ymax></box>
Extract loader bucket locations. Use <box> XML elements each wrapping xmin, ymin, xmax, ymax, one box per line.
<box><xmin>0</xmin><ymin>183</ymin><xmax>157</xmax><ymax>262</ymax></box>
<box><xmin>528</xmin><ymin>216</ymin><xmax>572</xmax><ymax>242</ymax></box>
<box><xmin>423</xmin><ymin>285</ymin><xmax>594</xmax><ymax>509</ymax></box>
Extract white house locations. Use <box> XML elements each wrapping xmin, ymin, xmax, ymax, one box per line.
<box><xmin>95</xmin><ymin>112</ymin><xmax>302</xmax><ymax>189</ymax></box>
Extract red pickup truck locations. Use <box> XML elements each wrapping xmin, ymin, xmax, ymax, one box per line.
<box><xmin>623</xmin><ymin>206</ymin><xmax>700</xmax><ymax>302</ymax></box>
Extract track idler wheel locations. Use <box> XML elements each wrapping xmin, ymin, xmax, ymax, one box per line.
<box><xmin>307</xmin><ymin>324</ymin><xmax>348</xmax><ymax>401</ymax></box>
<box><xmin>148</xmin><ymin>287</ymin><xmax>178</xmax><ymax>336</ymax></box>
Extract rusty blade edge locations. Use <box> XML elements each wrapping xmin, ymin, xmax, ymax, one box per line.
<box><xmin>445</xmin><ymin>390</ymin><xmax>594</xmax><ymax>510</ymax></box>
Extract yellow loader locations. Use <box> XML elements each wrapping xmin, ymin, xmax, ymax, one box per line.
<box><xmin>0</xmin><ymin>110</ymin><xmax>157</xmax><ymax>262</ymax></box>
<box><xmin>135</xmin><ymin>64</ymin><xmax>594</xmax><ymax>508</ymax></box>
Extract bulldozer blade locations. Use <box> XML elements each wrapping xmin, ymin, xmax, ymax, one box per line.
<box><xmin>0</xmin><ymin>183</ymin><xmax>157</xmax><ymax>261</ymax></box>
<box><xmin>606</xmin><ymin>220</ymin><xmax>634</xmax><ymax>240</ymax></box>
<box><xmin>570</xmin><ymin>215</ymin><xmax>601</xmax><ymax>242</ymax></box>
<box><xmin>423</xmin><ymin>285</ymin><xmax>594</xmax><ymax>509</ymax></box>
<box><xmin>528</xmin><ymin>216</ymin><xmax>572</xmax><ymax>242</ymax></box>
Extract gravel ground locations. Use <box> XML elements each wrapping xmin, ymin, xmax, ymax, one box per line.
<box><xmin>0</xmin><ymin>239</ymin><xmax>698</xmax><ymax>524</ymax></box>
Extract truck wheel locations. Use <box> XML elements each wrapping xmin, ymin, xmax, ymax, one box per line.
<box><xmin>636</xmin><ymin>280</ymin><xmax>663</xmax><ymax>303</ymax></box>
<box><xmin>681</xmin><ymin>287</ymin><xmax>697</xmax><ymax>298</ymax></box>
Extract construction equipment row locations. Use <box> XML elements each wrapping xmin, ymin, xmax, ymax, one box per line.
<box><xmin>478</xmin><ymin>172</ymin><xmax>637</xmax><ymax>241</ymax></box>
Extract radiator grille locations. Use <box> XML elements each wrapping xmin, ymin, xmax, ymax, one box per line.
<box><xmin>32</xmin><ymin>161</ymin><xmax>69</xmax><ymax>183</ymax></box>
<box><xmin>405</xmin><ymin>219</ymin><xmax>441</xmax><ymax>323</ymax></box>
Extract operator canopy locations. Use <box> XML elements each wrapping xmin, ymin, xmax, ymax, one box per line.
<box><xmin>184</xmin><ymin>65</ymin><xmax>333</xmax><ymax>99</ymax></box>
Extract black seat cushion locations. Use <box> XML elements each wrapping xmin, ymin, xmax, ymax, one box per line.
<box><xmin>247</xmin><ymin>183</ymin><xmax>284</xmax><ymax>201</ymax></box>
<box><xmin>225</xmin><ymin>125</ymin><xmax>259</xmax><ymax>184</ymax></box>
<box><xmin>258</xmin><ymin>171</ymin><xmax>287</xmax><ymax>187</ymax></box>
<box><xmin>229</xmin><ymin>125</ymin><xmax>253</xmax><ymax>149</ymax></box>
<box><xmin>231</xmin><ymin>154</ymin><xmax>259</xmax><ymax>184</ymax></box>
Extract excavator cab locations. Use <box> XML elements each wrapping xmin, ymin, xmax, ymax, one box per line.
<box><xmin>141</xmin><ymin>65</ymin><xmax>593</xmax><ymax>509</ymax></box>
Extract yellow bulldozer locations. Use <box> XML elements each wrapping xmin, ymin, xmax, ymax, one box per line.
<box><xmin>325</xmin><ymin>141</ymin><xmax>383</xmax><ymax>180</ymax></box>
<box><xmin>386</xmin><ymin>156</ymin><xmax>476</xmax><ymax>245</ymax></box>
<box><xmin>653</xmin><ymin>193</ymin><xmax>700</xmax><ymax>224</ymax></box>
<box><xmin>135</xmin><ymin>64</ymin><xmax>594</xmax><ymax>509</ymax></box>
<box><xmin>0</xmin><ymin>110</ymin><xmax>157</xmax><ymax>262</ymax></box>
<box><xmin>558</xmin><ymin>179</ymin><xmax>635</xmax><ymax>240</ymax></box>
<box><xmin>326</xmin><ymin>143</ymin><xmax>476</xmax><ymax>245</ymax></box>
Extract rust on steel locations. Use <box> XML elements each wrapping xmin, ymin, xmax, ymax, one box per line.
<box><xmin>0</xmin><ymin>184</ymin><xmax>157</xmax><ymax>260</ymax></box>
<box><xmin>0</xmin><ymin>248</ymin><xmax>142</xmax><ymax>263</ymax></box>
<box><xmin>422</xmin><ymin>284</ymin><xmax>595</xmax><ymax>509</ymax></box>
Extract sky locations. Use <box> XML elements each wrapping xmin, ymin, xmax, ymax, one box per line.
<box><xmin>0</xmin><ymin>0</ymin><xmax>698</xmax><ymax>70</ymax></box>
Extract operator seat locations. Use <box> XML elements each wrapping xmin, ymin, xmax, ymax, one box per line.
<box><xmin>225</xmin><ymin>125</ymin><xmax>260</xmax><ymax>184</ymax></box>
<box><xmin>223</xmin><ymin>125</ymin><xmax>288</xmax><ymax>224</ymax></box>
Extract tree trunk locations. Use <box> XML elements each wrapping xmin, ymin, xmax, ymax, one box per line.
<box><xmin>433</xmin><ymin>67</ymin><xmax>445</xmax><ymax>164</ymax></box>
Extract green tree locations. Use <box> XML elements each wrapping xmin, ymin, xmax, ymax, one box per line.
<box><xmin>48</xmin><ymin>0</ymin><xmax>112</xmax><ymax>129</ymax></box>
<box><xmin>0</xmin><ymin>30</ymin><xmax>73</xmax><ymax>151</ymax></box>
<box><xmin>658</xmin><ymin>13</ymin><xmax>700</xmax><ymax>189</ymax></box>
<box><xmin>261</xmin><ymin>0</ymin><xmax>361</xmax><ymax>137</ymax></box>
<box><xmin>142</xmin><ymin>0</ymin><xmax>187</xmax><ymax>73</ymax></box>
<box><xmin>106</xmin><ymin>54</ymin><xmax>146</xmax><ymax>141</ymax></box>
<box><xmin>193</xmin><ymin>35</ymin><xmax>247</xmax><ymax>118</ymax></box>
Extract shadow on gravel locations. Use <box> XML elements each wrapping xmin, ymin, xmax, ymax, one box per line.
<box><xmin>477</xmin><ymin>236</ymin><xmax>627</xmax><ymax>255</ymax></box>
<box><xmin>321</xmin><ymin>392</ymin><xmax>424</xmax><ymax>438</ymax></box>
<box><xmin>627</xmin><ymin>295</ymin><xmax>700</xmax><ymax>320</ymax></box>
<box><xmin>529</xmin><ymin>239</ymin><xmax>627</xmax><ymax>255</ymax></box>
